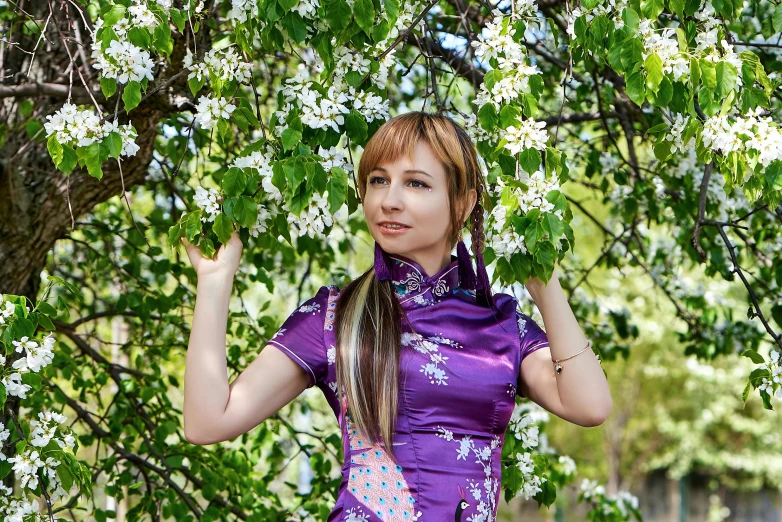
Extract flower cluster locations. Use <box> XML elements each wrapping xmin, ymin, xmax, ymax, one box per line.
<box><xmin>701</xmin><ymin>106</ymin><xmax>782</xmax><ymax>168</ymax></box>
<box><xmin>0</xmin><ymin>299</ymin><xmax>15</xmax><ymax>324</ymax></box>
<box><xmin>1</xmin><ymin>330</ymin><xmax>55</xmax><ymax>400</ymax></box>
<box><xmin>194</xmin><ymin>94</ymin><xmax>236</xmax><ymax>130</ymax></box>
<box><xmin>250</xmin><ymin>205</ymin><xmax>272</xmax><ymax>238</ymax></box>
<box><xmin>128</xmin><ymin>0</ymin><xmax>159</xmax><ymax>30</ymax></box>
<box><xmin>11</xmin><ymin>335</ymin><xmax>55</xmax><ymax>373</ymax></box>
<box><xmin>318</xmin><ymin>145</ymin><xmax>354</xmax><ymax>174</ymax></box>
<box><xmin>230</xmin><ymin>149</ymin><xmax>284</xmax><ymax>204</ymax></box>
<box><xmin>502</xmin><ymin>118</ymin><xmax>549</xmax><ymax>155</ymax></box>
<box><xmin>286</xmin><ymin>192</ymin><xmax>333</xmax><ymax>239</ymax></box>
<box><xmin>514</xmin><ymin>452</ymin><xmax>546</xmax><ymax>500</ymax></box>
<box><xmin>580</xmin><ymin>479</ymin><xmax>640</xmax><ymax>518</ymax></box>
<box><xmin>275</xmin><ymin>66</ymin><xmax>351</xmax><ymax>135</ymax></box>
<box><xmin>757</xmin><ymin>350</ymin><xmax>782</xmax><ymax>400</ymax></box>
<box><xmin>518</xmin><ymin>169</ymin><xmax>560</xmax><ymax>214</ymax></box>
<box><xmin>193</xmin><ymin>186</ymin><xmax>221</xmax><ymax>222</ymax></box>
<box><xmin>44</xmin><ymin>103</ymin><xmax>140</xmax><ymax>156</ymax></box>
<box><xmin>471</xmin><ymin>14</ymin><xmax>542</xmax><ymax>112</ymax></box>
<box><xmin>92</xmin><ymin>39</ymin><xmax>155</xmax><ymax>84</ymax></box>
<box><xmin>487</xmin><ymin>201</ymin><xmax>527</xmax><ymax>260</ymax></box>
<box><xmin>183</xmin><ymin>46</ymin><xmax>252</xmax><ymax>85</ymax></box>
<box><xmin>637</xmin><ymin>18</ymin><xmax>689</xmax><ymax>81</ymax></box>
<box><xmin>227</xmin><ymin>0</ymin><xmax>255</xmax><ymax>23</ymax></box>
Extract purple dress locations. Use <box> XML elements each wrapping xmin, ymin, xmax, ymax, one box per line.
<box><xmin>268</xmin><ymin>247</ymin><xmax>550</xmax><ymax>522</ymax></box>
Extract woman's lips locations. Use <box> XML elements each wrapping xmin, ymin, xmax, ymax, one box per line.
<box><xmin>378</xmin><ymin>224</ymin><xmax>411</xmax><ymax>235</ymax></box>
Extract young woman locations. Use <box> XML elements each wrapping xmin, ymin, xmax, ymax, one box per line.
<box><xmin>182</xmin><ymin>112</ymin><xmax>612</xmax><ymax>521</ymax></box>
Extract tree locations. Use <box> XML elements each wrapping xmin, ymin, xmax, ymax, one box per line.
<box><xmin>1</xmin><ymin>0</ymin><xmax>781</xmax><ymax>519</ymax></box>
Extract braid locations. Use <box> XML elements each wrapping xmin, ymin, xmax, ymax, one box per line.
<box><xmin>470</xmin><ymin>181</ymin><xmax>486</xmax><ymax>256</ymax></box>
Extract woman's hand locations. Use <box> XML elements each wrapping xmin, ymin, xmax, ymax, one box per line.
<box><xmin>182</xmin><ymin>230</ymin><xmax>243</xmax><ymax>279</ymax></box>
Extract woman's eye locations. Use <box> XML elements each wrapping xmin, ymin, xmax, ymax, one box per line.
<box><xmin>368</xmin><ymin>176</ymin><xmax>428</xmax><ymax>189</ymax></box>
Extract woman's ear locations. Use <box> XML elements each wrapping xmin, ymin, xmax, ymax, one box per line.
<box><xmin>461</xmin><ymin>189</ymin><xmax>477</xmax><ymax>223</ymax></box>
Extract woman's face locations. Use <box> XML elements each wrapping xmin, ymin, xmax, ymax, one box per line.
<box><xmin>363</xmin><ymin>139</ymin><xmax>457</xmax><ymax>274</ymax></box>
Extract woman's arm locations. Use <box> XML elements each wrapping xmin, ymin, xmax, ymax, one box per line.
<box><xmin>182</xmin><ymin>232</ymin><xmax>311</xmax><ymax>445</ymax></box>
<box><xmin>518</xmin><ymin>267</ymin><xmax>613</xmax><ymax>427</ymax></box>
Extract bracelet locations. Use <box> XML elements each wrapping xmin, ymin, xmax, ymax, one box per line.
<box><xmin>552</xmin><ymin>340</ymin><xmax>592</xmax><ymax>375</ymax></box>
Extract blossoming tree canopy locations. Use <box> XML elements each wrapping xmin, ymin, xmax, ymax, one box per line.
<box><xmin>2</xmin><ymin>0</ymin><xmax>781</xmax><ymax>518</ymax></box>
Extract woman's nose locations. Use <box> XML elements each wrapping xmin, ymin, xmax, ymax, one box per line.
<box><xmin>380</xmin><ymin>182</ymin><xmax>404</xmax><ymax>212</ymax></box>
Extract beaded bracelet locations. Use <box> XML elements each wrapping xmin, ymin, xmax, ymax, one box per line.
<box><xmin>552</xmin><ymin>340</ymin><xmax>592</xmax><ymax>374</ymax></box>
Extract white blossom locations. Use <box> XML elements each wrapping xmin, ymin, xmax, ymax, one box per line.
<box><xmin>194</xmin><ymin>95</ymin><xmax>236</xmax><ymax>130</ymax></box>
<box><xmin>11</xmin><ymin>334</ymin><xmax>55</xmax><ymax>373</ymax></box>
<box><xmin>502</xmin><ymin>119</ymin><xmax>549</xmax><ymax>155</ymax></box>
<box><xmin>193</xmin><ymin>186</ymin><xmax>221</xmax><ymax>222</ymax></box>
<box><xmin>2</xmin><ymin>373</ymin><xmax>32</xmax><ymax>399</ymax></box>
<box><xmin>249</xmin><ymin>205</ymin><xmax>272</xmax><ymax>237</ymax></box>
<box><xmin>183</xmin><ymin>46</ymin><xmax>252</xmax><ymax>85</ymax></box>
<box><xmin>93</xmin><ymin>39</ymin><xmax>155</xmax><ymax>84</ymax></box>
<box><xmin>44</xmin><ymin>104</ymin><xmax>139</xmax><ymax>157</ymax></box>
<box><xmin>128</xmin><ymin>0</ymin><xmax>158</xmax><ymax>30</ymax></box>
<box><xmin>286</xmin><ymin>192</ymin><xmax>333</xmax><ymax>239</ymax></box>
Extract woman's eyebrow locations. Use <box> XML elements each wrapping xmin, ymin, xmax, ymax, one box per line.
<box><xmin>371</xmin><ymin>167</ymin><xmax>433</xmax><ymax>179</ymax></box>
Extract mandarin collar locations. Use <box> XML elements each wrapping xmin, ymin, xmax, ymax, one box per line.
<box><xmin>386</xmin><ymin>252</ymin><xmax>462</xmax><ymax>306</ymax></box>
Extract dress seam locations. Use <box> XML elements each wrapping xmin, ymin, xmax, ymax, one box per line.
<box><xmin>400</xmin><ymin>372</ymin><xmax>422</xmax><ymax>512</ymax></box>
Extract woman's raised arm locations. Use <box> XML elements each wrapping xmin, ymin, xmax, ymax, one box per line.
<box><xmin>181</xmin><ymin>231</ymin><xmax>310</xmax><ymax>445</ymax></box>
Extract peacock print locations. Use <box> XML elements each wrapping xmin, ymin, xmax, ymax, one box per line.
<box><xmin>454</xmin><ymin>484</ymin><xmax>470</xmax><ymax>521</ymax></box>
<box><xmin>345</xmin><ymin>415</ymin><xmax>422</xmax><ymax>521</ymax></box>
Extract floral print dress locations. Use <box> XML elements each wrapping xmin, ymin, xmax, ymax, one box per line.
<box><xmin>268</xmin><ymin>248</ymin><xmax>550</xmax><ymax>522</ymax></box>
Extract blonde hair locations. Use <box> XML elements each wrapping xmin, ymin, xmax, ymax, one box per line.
<box><xmin>333</xmin><ymin>111</ymin><xmax>489</xmax><ymax>459</ymax></box>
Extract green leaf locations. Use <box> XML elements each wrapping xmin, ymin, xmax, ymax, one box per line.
<box><xmin>188</xmin><ymin>76</ymin><xmax>205</xmax><ymax>97</ymax></box>
<box><xmin>519</xmin><ymin>148</ymin><xmax>541</xmax><ymax>174</ymax></box>
<box><xmin>213</xmin><ymin>213</ymin><xmax>234</xmax><ymax>245</ymax></box>
<box><xmin>324</xmin><ymin>0</ymin><xmax>352</xmax><ymax>31</ymax></box>
<box><xmin>774</xmin><ymin>4</ymin><xmax>782</xmax><ymax>33</ymax></box>
<box><xmin>84</xmin><ymin>142</ymin><xmax>103</xmax><ymax>179</ymax></box>
<box><xmin>56</xmin><ymin>144</ymin><xmax>77</xmax><ymax>173</ymax></box>
<box><xmin>644</xmin><ymin>52</ymin><xmax>663</xmax><ymax>92</ymax></box>
<box><xmin>47</xmin><ymin>135</ymin><xmax>63</xmax><ymax>166</ymax></box>
<box><xmin>740</xmin><ymin>349</ymin><xmax>766</xmax><ymax>364</ymax></box>
<box><xmin>167</xmin><ymin>223</ymin><xmax>181</xmax><ymax>247</ymax></box>
<box><xmin>353</xmin><ymin>0</ymin><xmax>375</xmax><ymax>34</ymax></box>
<box><xmin>772</xmin><ymin>303</ymin><xmax>782</xmax><ymax>329</ymax></box>
<box><xmin>625</xmin><ymin>71</ymin><xmax>645</xmax><ymax>106</ymax></box>
<box><xmin>200</xmin><ymin>237</ymin><xmax>216</xmax><ymax>259</ymax></box>
<box><xmin>100</xmin><ymin>77</ymin><xmax>117</xmax><ymax>98</ymax></box>
<box><xmin>281</xmin><ymin>11</ymin><xmax>307</xmax><ymax>43</ymax></box>
<box><xmin>715</xmin><ymin>61</ymin><xmax>737</xmax><ymax>98</ymax></box>
<box><xmin>478</xmin><ymin>103</ymin><xmax>498</xmax><ymax>131</ymax></box>
<box><xmin>170</xmin><ymin>9</ymin><xmax>185</xmax><ymax>32</ymax></box>
<box><xmin>185</xmin><ymin>210</ymin><xmax>203</xmax><ymax>241</ymax></box>
<box><xmin>765</xmin><ymin>160</ymin><xmax>782</xmax><ymax>191</ymax></box>
<box><xmin>327</xmin><ymin>168</ymin><xmax>348</xmax><ymax>214</ymax></box>
<box><xmin>499</xmin><ymin>105</ymin><xmax>521</xmax><ymax>129</ymax></box>
<box><xmin>104</xmin><ymin>4</ymin><xmax>127</xmax><ymax>26</ymax></box>
<box><xmin>281</xmin><ymin>127</ymin><xmax>302</xmax><ymax>151</ymax></box>
<box><xmin>105</xmin><ymin>132</ymin><xmax>123</xmax><ymax>159</ymax></box>
<box><xmin>153</xmin><ymin>19</ymin><xmax>172</xmax><ymax>55</ymax></box>
<box><xmin>345</xmin><ymin>110</ymin><xmax>368</xmax><ymax>144</ymax></box>
<box><xmin>122</xmin><ymin>81</ymin><xmax>142</xmax><ymax>112</ymax></box>
<box><xmin>640</xmin><ymin>0</ymin><xmax>663</xmax><ymax>19</ymax></box>
<box><xmin>234</xmin><ymin>196</ymin><xmax>258</xmax><ymax>228</ymax></box>
<box><xmin>222</xmin><ymin>168</ymin><xmax>248</xmax><ymax>197</ymax></box>
<box><xmin>0</xmin><ymin>384</ymin><xmax>6</xmax><ymax>412</ymax></box>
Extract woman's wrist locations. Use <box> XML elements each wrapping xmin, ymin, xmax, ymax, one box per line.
<box><xmin>524</xmin><ymin>267</ymin><xmax>560</xmax><ymax>302</ymax></box>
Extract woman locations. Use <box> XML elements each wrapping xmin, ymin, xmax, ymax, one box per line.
<box><xmin>182</xmin><ymin>112</ymin><xmax>612</xmax><ymax>521</ymax></box>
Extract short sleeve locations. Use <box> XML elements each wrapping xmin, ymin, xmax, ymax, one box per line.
<box><xmin>515</xmin><ymin>310</ymin><xmax>550</xmax><ymax>398</ymax></box>
<box><xmin>268</xmin><ymin>285</ymin><xmax>331</xmax><ymax>388</ymax></box>
<box><xmin>516</xmin><ymin>310</ymin><xmax>550</xmax><ymax>365</ymax></box>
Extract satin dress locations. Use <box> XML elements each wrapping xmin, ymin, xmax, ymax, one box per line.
<box><xmin>268</xmin><ymin>249</ymin><xmax>550</xmax><ymax>522</ymax></box>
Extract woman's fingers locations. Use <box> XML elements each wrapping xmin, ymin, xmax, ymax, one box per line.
<box><xmin>182</xmin><ymin>237</ymin><xmax>203</xmax><ymax>267</ymax></box>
